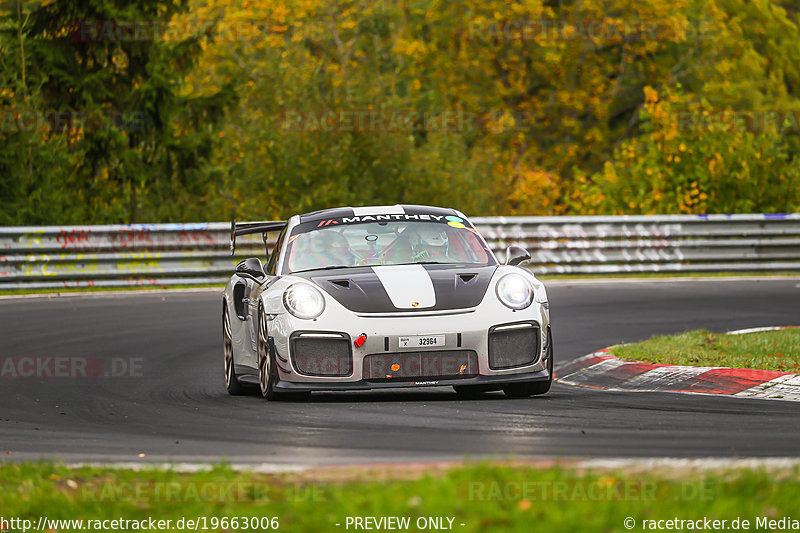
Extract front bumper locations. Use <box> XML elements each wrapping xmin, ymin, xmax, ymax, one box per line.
<box><xmin>269</xmin><ymin>302</ymin><xmax>551</xmax><ymax>387</ymax></box>
<box><xmin>274</xmin><ymin>368</ymin><xmax>551</xmax><ymax>391</ymax></box>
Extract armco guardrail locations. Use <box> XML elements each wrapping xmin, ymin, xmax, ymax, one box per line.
<box><xmin>1</xmin><ymin>214</ymin><xmax>799</xmax><ymax>289</ymax></box>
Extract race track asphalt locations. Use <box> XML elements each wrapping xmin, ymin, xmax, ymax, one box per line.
<box><xmin>1</xmin><ymin>278</ymin><xmax>798</xmax><ymax>465</ymax></box>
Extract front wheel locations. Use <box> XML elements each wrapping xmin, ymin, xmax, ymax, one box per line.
<box><xmin>256</xmin><ymin>307</ymin><xmax>309</xmax><ymax>401</ymax></box>
<box><xmin>223</xmin><ymin>304</ymin><xmax>247</xmax><ymax>396</ymax></box>
<box><xmin>257</xmin><ymin>307</ymin><xmax>279</xmax><ymax>401</ymax></box>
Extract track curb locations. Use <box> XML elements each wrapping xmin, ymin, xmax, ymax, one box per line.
<box><xmin>555</xmin><ymin>327</ymin><xmax>800</xmax><ymax>402</ymax></box>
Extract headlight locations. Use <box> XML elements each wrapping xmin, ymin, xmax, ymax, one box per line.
<box><xmin>496</xmin><ymin>273</ymin><xmax>533</xmax><ymax>310</ymax></box>
<box><xmin>283</xmin><ymin>283</ymin><xmax>325</xmax><ymax>319</ymax></box>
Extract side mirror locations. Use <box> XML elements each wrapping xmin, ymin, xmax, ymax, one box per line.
<box><xmin>505</xmin><ymin>246</ymin><xmax>531</xmax><ymax>267</ymax></box>
<box><xmin>235</xmin><ymin>257</ymin><xmax>266</xmax><ymax>279</ymax></box>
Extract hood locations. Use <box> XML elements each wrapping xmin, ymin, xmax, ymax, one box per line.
<box><xmin>292</xmin><ymin>264</ymin><xmax>497</xmax><ymax>313</ymax></box>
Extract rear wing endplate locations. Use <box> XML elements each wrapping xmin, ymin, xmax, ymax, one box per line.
<box><xmin>230</xmin><ymin>220</ymin><xmax>287</xmax><ymax>255</ymax></box>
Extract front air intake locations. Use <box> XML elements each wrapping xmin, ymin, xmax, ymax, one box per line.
<box><xmin>363</xmin><ymin>350</ymin><xmax>479</xmax><ymax>381</ymax></box>
<box><xmin>290</xmin><ymin>332</ymin><xmax>353</xmax><ymax>376</ymax></box>
<box><xmin>488</xmin><ymin>322</ymin><xmax>540</xmax><ymax>370</ymax></box>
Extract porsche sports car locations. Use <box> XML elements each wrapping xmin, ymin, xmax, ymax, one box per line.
<box><xmin>222</xmin><ymin>205</ymin><xmax>552</xmax><ymax>400</ymax></box>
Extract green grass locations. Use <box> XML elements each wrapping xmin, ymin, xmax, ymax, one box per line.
<box><xmin>1</xmin><ymin>462</ymin><xmax>800</xmax><ymax>532</ymax></box>
<box><xmin>611</xmin><ymin>328</ymin><xmax>800</xmax><ymax>372</ymax></box>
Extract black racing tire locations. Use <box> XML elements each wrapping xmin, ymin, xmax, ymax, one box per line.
<box><xmin>503</xmin><ymin>333</ymin><xmax>554</xmax><ymax>398</ymax></box>
<box><xmin>223</xmin><ymin>303</ymin><xmax>247</xmax><ymax>396</ymax></box>
<box><xmin>256</xmin><ymin>305</ymin><xmax>279</xmax><ymax>401</ymax></box>
<box><xmin>256</xmin><ymin>306</ymin><xmax>310</xmax><ymax>402</ymax></box>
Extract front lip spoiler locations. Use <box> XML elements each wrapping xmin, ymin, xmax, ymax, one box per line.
<box><xmin>274</xmin><ymin>369</ymin><xmax>550</xmax><ymax>391</ymax></box>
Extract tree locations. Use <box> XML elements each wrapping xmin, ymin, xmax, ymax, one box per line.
<box><xmin>0</xmin><ymin>0</ymin><xmax>235</xmax><ymax>223</ymax></box>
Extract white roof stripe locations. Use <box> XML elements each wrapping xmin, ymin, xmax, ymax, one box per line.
<box><xmin>352</xmin><ymin>205</ymin><xmax>405</xmax><ymax>216</ymax></box>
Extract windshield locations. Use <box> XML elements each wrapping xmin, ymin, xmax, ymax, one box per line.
<box><xmin>283</xmin><ymin>217</ymin><xmax>495</xmax><ymax>273</ymax></box>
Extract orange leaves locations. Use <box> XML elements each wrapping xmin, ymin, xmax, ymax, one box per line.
<box><xmin>155</xmin><ymin>0</ymin><xmax>800</xmax><ymax>220</ymax></box>
<box><xmin>506</xmin><ymin>167</ymin><xmax>563</xmax><ymax>215</ymax></box>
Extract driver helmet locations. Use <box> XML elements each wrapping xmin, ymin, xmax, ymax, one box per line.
<box><xmin>412</xmin><ymin>225</ymin><xmax>449</xmax><ymax>258</ymax></box>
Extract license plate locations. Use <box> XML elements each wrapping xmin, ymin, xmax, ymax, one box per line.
<box><xmin>399</xmin><ymin>335</ymin><xmax>445</xmax><ymax>349</ymax></box>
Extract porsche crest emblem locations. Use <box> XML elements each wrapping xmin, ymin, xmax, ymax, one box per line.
<box><xmin>411</xmin><ymin>301</ymin><xmax>420</xmax><ymax>307</ymax></box>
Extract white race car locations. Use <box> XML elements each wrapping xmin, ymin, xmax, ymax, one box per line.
<box><xmin>222</xmin><ymin>205</ymin><xmax>552</xmax><ymax>400</ymax></box>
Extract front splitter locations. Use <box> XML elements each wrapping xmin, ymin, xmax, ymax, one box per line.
<box><xmin>273</xmin><ymin>368</ymin><xmax>550</xmax><ymax>392</ymax></box>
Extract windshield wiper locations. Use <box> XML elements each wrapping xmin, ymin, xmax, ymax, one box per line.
<box><xmin>291</xmin><ymin>265</ymin><xmax>354</xmax><ymax>274</ymax></box>
<box><xmin>389</xmin><ymin>261</ymin><xmax>451</xmax><ymax>266</ymax></box>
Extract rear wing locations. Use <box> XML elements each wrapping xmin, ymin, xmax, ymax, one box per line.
<box><xmin>230</xmin><ymin>220</ymin><xmax>287</xmax><ymax>255</ymax></box>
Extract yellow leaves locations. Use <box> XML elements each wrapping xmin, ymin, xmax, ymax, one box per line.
<box><xmin>643</xmin><ymin>86</ymin><xmax>659</xmax><ymax>105</ymax></box>
<box><xmin>271</xmin><ymin>4</ymin><xmax>290</xmax><ymax>22</ymax></box>
<box><xmin>602</xmin><ymin>161</ymin><xmax>617</xmax><ymax>183</ymax></box>
<box><xmin>392</xmin><ymin>38</ymin><xmax>428</xmax><ymax>58</ymax></box>
<box><xmin>506</xmin><ymin>167</ymin><xmax>561</xmax><ymax>215</ymax></box>
<box><xmin>339</xmin><ymin>19</ymin><xmax>358</xmax><ymax>31</ymax></box>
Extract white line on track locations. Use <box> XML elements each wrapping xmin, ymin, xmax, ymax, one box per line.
<box><xmin>0</xmin><ymin>287</ymin><xmax>222</xmax><ymax>300</ymax></box>
<box><xmin>576</xmin><ymin>458</ymin><xmax>800</xmax><ymax>470</ymax></box>
<box><xmin>57</xmin><ymin>462</ymin><xmax>309</xmax><ymax>473</ymax></box>
<box><xmin>542</xmin><ymin>275</ymin><xmax>800</xmax><ymax>286</ymax></box>
<box><xmin>2</xmin><ymin>276</ymin><xmax>798</xmax><ymax>298</ymax></box>
<box><xmin>37</xmin><ymin>457</ymin><xmax>800</xmax><ymax>472</ymax></box>
<box><xmin>727</xmin><ymin>326</ymin><xmax>789</xmax><ymax>335</ymax></box>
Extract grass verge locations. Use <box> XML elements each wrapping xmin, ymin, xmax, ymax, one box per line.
<box><xmin>611</xmin><ymin>328</ymin><xmax>800</xmax><ymax>372</ymax></box>
<box><xmin>1</xmin><ymin>462</ymin><xmax>799</xmax><ymax>532</ymax></box>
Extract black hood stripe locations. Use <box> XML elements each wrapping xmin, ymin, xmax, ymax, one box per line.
<box><xmin>293</xmin><ymin>265</ymin><xmax>496</xmax><ymax>313</ymax></box>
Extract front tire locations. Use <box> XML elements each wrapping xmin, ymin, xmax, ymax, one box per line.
<box><xmin>256</xmin><ymin>308</ymin><xmax>310</xmax><ymax>402</ymax></box>
<box><xmin>223</xmin><ymin>304</ymin><xmax>247</xmax><ymax>396</ymax></box>
<box><xmin>257</xmin><ymin>306</ymin><xmax>279</xmax><ymax>401</ymax></box>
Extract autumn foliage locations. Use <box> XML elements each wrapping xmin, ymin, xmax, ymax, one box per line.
<box><xmin>1</xmin><ymin>0</ymin><xmax>800</xmax><ymax>223</ymax></box>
